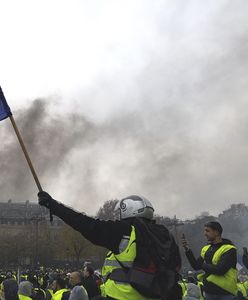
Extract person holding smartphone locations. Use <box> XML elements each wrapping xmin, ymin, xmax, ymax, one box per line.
<box><xmin>181</xmin><ymin>222</ymin><xmax>237</xmax><ymax>300</ymax></box>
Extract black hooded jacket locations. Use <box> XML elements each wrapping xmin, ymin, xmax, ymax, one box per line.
<box><xmin>2</xmin><ymin>279</ymin><xmax>19</xmax><ymax>300</ymax></box>
<box><xmin>185</xmin><ymin>238</ymin><xmax>237</xmax><ymax>295</ymax></box>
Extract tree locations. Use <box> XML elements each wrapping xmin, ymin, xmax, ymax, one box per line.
<box><xmin>96</xmin><ymin>199</ymin><xmax>119</xmax><ymax>220</ymax></box>
<box><xmin>0</xmin><ymin>232</ymin><xmax>32</xmax><ymax>267</ymax></box>
<box><xmin>55</xmin><ymin>224</ymin><xmax>93</xmax><ymax>267</ymax></box>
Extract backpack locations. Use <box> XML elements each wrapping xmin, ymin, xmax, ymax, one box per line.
<box><xmin>112</xmin><ymin>218</ymin><xmax>180</xmax><ymax>300</ymax></box>
<box><xmin>130</xmin><ymin>218</ymin><xmax>178</xmax><ymax>299</ymax></box>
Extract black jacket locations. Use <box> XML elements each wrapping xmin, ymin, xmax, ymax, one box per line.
<box><xmin>185</xmin><ymin>239</ymin><xmax>237</xmax><ymax>295</ymax></box>
<box><xmin>49</xmin><ymin>200</ymin><xmax>131</xmax><ymax>254</ymax></box>
<box><xmin>82</xmin><ymin>276</ymin><xmax>100</xmax><ymax>299</ymax></box>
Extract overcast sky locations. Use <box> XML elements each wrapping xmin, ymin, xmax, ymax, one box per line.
<box><xmin>1</xmin><ymin>0</ymin><xmax>248</xmax><ymax>219</ymax></box>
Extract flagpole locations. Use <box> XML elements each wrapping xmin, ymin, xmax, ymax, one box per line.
<box><xmin>8</xmin><ymin>115</ymin><xmax>53</xmax><ymax>222</ymax></box>
<box><xmin>9</xmin><ymin>115</ymin><xmax>42</xmax><ymax>191</ymax></box>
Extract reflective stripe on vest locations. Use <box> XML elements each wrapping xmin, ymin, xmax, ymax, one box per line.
<box><xmin>52</xmin><ymin>288</ymin><xmax>69</xmax><ymax>300</ymax></box>
<box><xmin>178</xmin><ymin>281</ymin><xmax>187</xmax><ymax>298</ymax></box>
<box><xmin>201</xmin><ymin>244</ymin><xmax>238</xmax><ymax>295</ymax></box>
<box><xmin>101</xmin><ymin>225</ymin><xmax>151</xmax><ymax>300</ymax></box>
<box><xmin>18</xmin><ymin>295</ymin><xmax>32</xmax><ymax>300</ymax></box>
<box><xmin>197</xmin><ymin>281</ymin><xmax>204</xmax><ymax>300</ymax></box>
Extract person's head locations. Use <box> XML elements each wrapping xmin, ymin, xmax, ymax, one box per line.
<box><xmin>83</xmin><ymin>266</ymin><xmax>94</xmax><ymax>278</ymax></box>
<box><xmin>52</xmin><ymin>277</ymin><xmax>66</xmax><ymax>293</ymax></box>
<box><xmin>18</xmin><ymin>281</ymin><xmax>33</xmax><ymax>297</ymax></box>
<box><xmin>69</xmin><ymin>272</ymin><xmax>82</xmax><ymax>287</ymax></box>
<box><xmin>5</xmin><ymin>272</ymin><xmax>13</xmax><ymax>279</ymax></box>
<box><xmin>115</xmin><ymin>195</ymin><xmax>154</xmax><ymax>220</ymax></box>
<box><xmin>204</xmin><ymin>221</ymin><xmax>223</xmax><ymax>242</ymax></box>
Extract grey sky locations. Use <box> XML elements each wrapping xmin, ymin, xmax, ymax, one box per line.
<box><xmin>1</xmin><ymin>1</ymin><xmax>248</xmax><ymax>219</ymax></box>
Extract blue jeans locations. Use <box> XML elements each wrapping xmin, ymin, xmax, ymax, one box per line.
<box><xmin>205</xmin><ymin>293</ymin><xmax>237</xmax><ymax>300</ymax></box>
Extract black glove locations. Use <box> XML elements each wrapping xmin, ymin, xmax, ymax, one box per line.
<box><xmin>243</xmin><ymin>247</ymin><xmax>248</xmax><ymax>255</ymax></box>
<box><xmin>38</xmin><ymin>191</ymin><xmax>54</xmax><ymax>209</ymax></box>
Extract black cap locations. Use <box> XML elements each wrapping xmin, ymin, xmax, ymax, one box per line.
<box><xmin>204</xmin><ymin>221</ymin><xmax>223</xmax><ymax>235</ymax></box>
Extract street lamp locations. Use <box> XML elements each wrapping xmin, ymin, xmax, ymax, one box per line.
<box><xmin>30</xmin><ymin>215</ymin><xmax>45</xmax><ymax>268</ymax></box>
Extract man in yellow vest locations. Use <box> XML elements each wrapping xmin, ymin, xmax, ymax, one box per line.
<box><xmin>18</xmin><ymin>280</ymin><xmax>33</xmax><ymax>300</ymax></box>
<box><xmin>181</xmin><ymin>221</ymin><xmax>237</xmax><ymax>300</ymax></box>
<box><xmin>38</xmin><ymin>192</ymin><xmax>182</xmax><ymax>300</ymax></box>
<box><xmin>51</xmin><ymin>277</ymin><xmax>70</xmax><ymax>300</ymax></box>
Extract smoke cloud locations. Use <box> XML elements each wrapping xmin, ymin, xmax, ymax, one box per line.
<box><xmin>1</xmin><ymin>1</ymin><xmax>248</xmax><ymax>219</ymax></box>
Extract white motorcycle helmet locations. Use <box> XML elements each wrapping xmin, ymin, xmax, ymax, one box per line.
<box><xmin>116</xmin><ymin>195</ymin><xmax>154</xmax><ymax>220</ymax></box>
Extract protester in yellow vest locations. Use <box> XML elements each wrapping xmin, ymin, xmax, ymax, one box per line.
<box><xmin>181</xmin><ymin>221</ymin><xmax>237</xmax><ymax>300</ymax></box>
<box><xmin>38</xmin><ymin>192</ymin><xmax>182</xmax><ymax>300</ymax></box>
<box><xmin>51</xmin><ymin>277</ymin><xmax>70</xmax><ymax>300</ymax></box>
<box><xmin>18</xmin><ymin>280</ymin><xmax>33</xmax><ymax>300</ymax></box>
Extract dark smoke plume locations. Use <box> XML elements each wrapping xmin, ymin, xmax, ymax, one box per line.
<box><xmin>1</xmin><ymin>92</ymin><xmax>248</xmax><ymax>220</ymax></box>
<box><xmin>1</xmin><ymin>1</ymin><xmax>248</xmax><ymax>218</ymax></box>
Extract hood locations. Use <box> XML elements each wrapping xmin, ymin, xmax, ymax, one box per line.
<box><xmin>208</xmin><ymin>238</ymin><xmax>234</xmax><ymax>247</ymax></box>
<box><xmin>18</xmin><ymin>281</ymin><xmax>33</xmax><ymax>296</ymax></box>
<box><xmin>187</xmin><ymin>283</ymin><xmax>201</xmax><ymax>298</ymax></box>
<box><xmin>221</xmin><ymin>238</ymin><xmax>234</xmax><ymax>245</ymax></box>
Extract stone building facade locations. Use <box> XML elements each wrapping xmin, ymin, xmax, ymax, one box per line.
<box><xmin>0</xmin><ymin>199</ymin><xmax>64</xmax><ymax>267</ymax></box>
<box><xmin>0</xmin><ymin>199</ymin><xmax>63</xmax><ymax>228</ymax></box>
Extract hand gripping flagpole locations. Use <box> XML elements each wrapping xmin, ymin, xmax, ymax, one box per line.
<box><xmin>0</xmin><ymin>86</ymin><xmax>53</xmax><ymax>222</ymax></box>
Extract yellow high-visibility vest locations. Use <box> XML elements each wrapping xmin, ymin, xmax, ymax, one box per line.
<box><xmin>101</xmin><ymin>225</ymin><xmax>153</xmax><ymax>300</ymax></box>
<box><xmin>197</xmin><ymin>281</ymin><xmax>204</xmax><ymax>300</ymax></box>
<box><xmin>18</xmin><ymin>295</ymin><xmax>32</xmax><ymax>300</ymax></box>
<box><xmin>51</xmin><ymin>288</ymin><xmax>69</xmax><ymax>300</ymax></box>
<box><xmin>201</xmin><ymin>244</ymin><xmax>238</xmax><ymax>295</ymax></box>
<box><xmin>46</xmin><ymin>288</ymin><xmax>54</xmax><ymax>299</ymax></box>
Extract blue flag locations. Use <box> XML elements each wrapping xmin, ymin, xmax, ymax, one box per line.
<box><xmin>0</xmin><ymin>86</ymin><xmax>12</xmax><ymax>121</ymax></box>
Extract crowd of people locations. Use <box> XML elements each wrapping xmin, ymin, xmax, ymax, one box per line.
<box><xmin>0</xmin><ymin>257</ymin><xmax>248</xmax><ymax>300</ymax></box>
<box><xmin>0</xmin><ymin>192</ymin><xmax>248</xmax><ymax>300</ymax></box>
<box><xmin>0</xmin><ymin>265</ymin><xmax>102</xmax><ymax>300</ymax></box>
